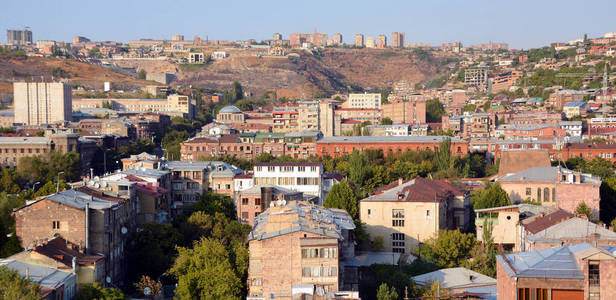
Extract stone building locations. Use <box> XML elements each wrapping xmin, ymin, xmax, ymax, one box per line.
<box><xmin>236</xmin><ymin>185</ymin><xmax>305</xmax><ymax>226</ymax></box>
<box><xmin>216</xmin><ymin>105</ymin><xmax>245</xmax><ymax>124</ymax></box>
<box><xmin>13</xmin><ymin>188</ymin><xmax>137</xmax><ymax>285</ymax></box>
<box><xmin>14</xmin><ymin>82</ymin><xmax>72</xmax><ymax>125</ymax></box>
<box><xmin>247</xmin><ymin>202</ymin><xmax>355</xmax><ymax>299</ymax></box>
<box><xmin>360</xmin><ymin>178</ymin><xmax>471</xmax><ymax>253</ymax></box>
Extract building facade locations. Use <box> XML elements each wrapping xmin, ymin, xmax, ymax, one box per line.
<box><xmin>14</xmin><ymin>82</ymin><xmax>72</xmax><ymax>125</ymax></box>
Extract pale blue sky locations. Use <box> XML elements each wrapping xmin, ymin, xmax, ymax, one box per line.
<box><xmin>2</xmin><ymin>0</ymin><xmax>614</xmax><ymax>49</ymax></box>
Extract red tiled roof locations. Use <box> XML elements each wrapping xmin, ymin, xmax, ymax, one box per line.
<box><xmin>34</xmin><ymin>236</ymin><xmax>104</xmax><ymax>267</ymax></box>
<box><xmin>74</xmin><ymin>186</ymin><xmax>126</xmax><ymax>202</ymax></box>
<box><xmin>522</xmin><ymin>209</ymin><xmax>574</xmax><ymax>234</ymax></box>
<box><xmin>567</xmin><ymin>143</ymin><xmax>616</xmax><ymax>150</ymax></box>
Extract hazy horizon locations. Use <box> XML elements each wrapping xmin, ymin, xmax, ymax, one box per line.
<box><xmin>2</xmin><ymin>0</ymin><xmax>615</xmax><ymax>49</ymax></box>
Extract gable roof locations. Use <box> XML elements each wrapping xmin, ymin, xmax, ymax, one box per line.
<box><xmin>527</xmin><ymin>217</ymin><xmax>616</xmax><ymax>242</ymax></box>
<box><xmin>31</xmin><ymin>236</ymin><xmax>104</xmax><ymax>267</ymax></box>
<box><xmin>363</xmin><ymin>177</ymin><xmax>465</xmax><ymax>203</ymax></box>
<box><xmin>412</xmin><ymin>267</ymin><xmax>496</xmax><ymax>290</ymax></box>
<box><xmin>522</xmin><ymin>209</ymin><xmax>575</xmax><ymax>234</ymax></box>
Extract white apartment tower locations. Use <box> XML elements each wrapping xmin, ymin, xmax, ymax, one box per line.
<box><xmin>14</xmin><ymin>82</ymin><xmax>72</xmax><ymax>125</ymax></box>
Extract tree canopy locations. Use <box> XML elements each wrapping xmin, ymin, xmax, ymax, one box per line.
<box><xmin>323</xmin><ymin>179</ymin><xmax>358</xmax><ymax>219</ymax></box>
<box><xmin>426</xmin><ymin>99</ymin><xmax>445</xmax><ymax>123</ymax></box>
<box><xmin>471</xmin><ymin>183</ymin><xmax>511</xmax><ymax>209</ymax></box>
<box><xmin>416</xmin><ymin>229</ymin><xmax>478</xmax><ymax>268</ymax></box>
<box><xmin>0</xmin><ymin>265</ymin><xmax>41</xmax><ymax>300</ymax></box>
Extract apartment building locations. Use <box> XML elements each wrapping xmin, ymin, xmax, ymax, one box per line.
<box><xmin>72</xmin><ymin>94</ymin><xmax>194</xmax><ymax>119</ymax></box>
<box><xmin>377</xmin><ymin>35</ymin><xmax>387</xmax><ymax>48</ymax></box>
<box><xmin>360</xmin><ymin>178</ymin><xmax>470</xmax><ymax>253</ymax></box>
<box><xmin>13</xmin><ymin>188</ymin><xmax>137</xmax><ymax>285</ymax></box>
<box><xmin>253</xmin><ymin>162</ymin><xmax>324</xmax><ymax>200</ymax></box>
<box><xmin>332</xmin><ymin>33</ymin><xmax>343</xmax><ymax>45</ymax></box>
<box><xmin>491</xmin><ymin>70</ymin><xmax>523</xmax><ymax>93</ymax></box>
<box><xmin>381</xmin><ymin>99</ymin><xmax>426</xmax><ymax>124</ymax></box>
<box><xmin>14</xmin><ymin>82</ymin><xmax>72</xmax><ymax>125</ymax></box>
<box><xmin>563</xmin><ymin>101</ymin><xmax>588</xmax><ymax>118</ymax></box>
<box><xmin>365</xmin><ymin>37</ymin><xmax>376</xmax><ymax>48</ymax></box>
<box><xmin>497</xmin><ymin>243</ymin><xmax>616</xmax><ymax>300</ymax></box>
<box><xmin>354</xmin><ymin>34</ymin><xmax>364</xmax><ymax>47</ymax></box>
<box><xmin>547</xmin><ymin>90</ymin><xmax>585</xmax><ymax>110</ymax></box>
<box><xmin>391</xmin><ymin>32</ymin><xmax>405</xmax><ymax>48</ymax></box>
<box><xmin>236</xmin><ymin>185</ymin><xmax>304</xmax><ymax>226</ymax></box>
<box><xmin>246</xmin><ymin>202</ymin><xmax>355</xmax><ymax>299</ymax></box>
<box><xmin>497</xmin><ymin>166</ymin><xmax>601</xmax><ymax>218</ymax></box>
<box><xmin>6</xmin><ymin>28</ymin><xmax>33</xmax><ymax>45</ymax></box>
<box><xmin>319</xmin><ymin>101</ymin><xmax>341</xmax><ymax>136</ymax></box>
<box><xmin>464</xmin><ymin>67</ymin><xmax>489</xmax><ymax>90</ymax></box>
<box><xmin>0</xmin><ymin>133</ymin><xmax>95</xmax><ymax>168</ymax></box>
<box><xmin>272</xmin><ymin>104</ymin><xmax>299</xmax><ymax>132</ymax></box>
<box><xmin>344</xmin><ymin>93</ymin><xmax>381</xmax><ymax>109</ymax></box>
<box><xmin>335</xmin><ymin>108</ymin><xmax>381</xmax><ymax>124</ymax></box>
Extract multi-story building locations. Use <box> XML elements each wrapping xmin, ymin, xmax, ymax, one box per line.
<box><xmin>391</xmin><ymin>32</ymin><xmax>405</xmax><ymax>48</ymax></box>
<box><xmin>365</xmin><ymin>37</ymin><xmax>376</xmax><ymax>48</ymax></box>
<box><xmin>497</xmin><ymin>243</ymin><xmax>616</xmax><ymax>300</ymax></box>
<box><xmin>332</xmin><ymin>33</ymin><xmax>343</xmax><ymax>45</ymax></box>
<box><xmin>0</xmin><ymin>260</ymin><xmax>77</xmax><ymax>300</ymax></box>
<box><xmin>563</xmin><ymin>102</ymin><xmax>588</xmax><ymax>118</ymax></box>
<box><xmin>7</xmin><ymin>27</ymin><xmax>33</xmax><ymax>45</ymax></box>
<box><xmin>377</xmin><ymin>34</ymin><xmax>387</xmax><ymax>48</ymax></box>
<box><xmin>360</xmin><ymin>178</ymin><xmax>470</xmax><ymax>253</ymax></box>
<box><xmin>547</xmin><ymin>90</ymin><xmax>585</xmax><ymax>110</ymax></box>
<box><xmin>72</xmin><ymin>94</ymin><xmax>194</xmax><ymax>119</ymax></box>
<box><xmin>381</xmin><ymin>99</ymin><xmax>426</xmax><ymax>124</ymax></box>
<box><xmin>464</xmin><ymin>67</ymin><xmax>489</xmax><ymax>90</ymax></box>
<box><xmin>272</xmin><ymin>104</ymin><xmax>299</xmax><ymax>132</ymax></box>
<box><xmin>298</xmin><ymin>100</ymin><xmax>320</xmax><ymax>131</ymax></box>
<box><xmin>354</xmin><ymin>34</ymin><xmax>364</xmax><ymax>47</ymax></box>
<box><xmin>345</xmin><ymin>93</ymin><xmax>381</xmax><ymax>109</ymax></box>
<box><xmin>319</xmin><ymin>101</ymin><xmax>341</xmax><ymax>136</ymax></box>
<box><xmin>253</xmin><ymin>162</ymin><xmax>324</xmax><ymax>201</ymax></box>
<box><xmin>236</xmin><ymin>185</ymin><xmax>304</xmax><ymax>226</ymax></box>
<box><xmin>14</xmin><ymin>82</ymin><xmax>72</xmax><ymax>125</ymax></box>
<box><xmin>497</xmin><ymin>166</ymin><xmax>601</xmax><ymax>219</ymax></box>
<box><xmin>316</xmin><ymin>136</ymin><xmax>468</xmax><ymax>158</ymax></box>
<box><xmin>491</xmin><ymin>70</ymin><xmax>523</xmax><ymax>93</ymax></box>
<box><xmin>335</xmin><ymin>108</ymin><xmax>381</xmax><ymax>124</ymax></box>
<box><xmin>13</xmin><ymin>188</ymin><xmax>137</xmax><ymax>285</ymax></box>
<box><xmin>0</xmin><ymin>133</ymin><xmax>89</xmax><ymax>168</ymax></box>
<box><xmin>246</xmin><ymin>202</ymin><xmax>355</xmax><ymax>299</ymax></box>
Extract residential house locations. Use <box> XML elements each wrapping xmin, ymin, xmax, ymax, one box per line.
<box><xmin>0</xmin><ymin>260</ymin><xmax>77</xmax><ymax>300</ymax></box>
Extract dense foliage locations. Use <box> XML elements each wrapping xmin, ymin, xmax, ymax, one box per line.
<box><xmin>0</xmin><ymin>265</ymin><xmax>40</xmax><ymax>300</ymax></box>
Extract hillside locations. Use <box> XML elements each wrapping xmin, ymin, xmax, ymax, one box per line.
<box><xmin>0</xmin><ymin>56</ymin><xmax>155</xmax><ymax>104</ymax></box>
<box><xmin>113</xmin><ymin>48</ymin><xmax>451</xmax><ymax>98</ymax></box>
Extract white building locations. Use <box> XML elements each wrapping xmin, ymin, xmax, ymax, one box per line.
<box><xmin>385</xmin><ymin>124</ymin><xmax>410</xmax><ymax>136</ymax></box>
<box><xmin>345</xmin><ymin>93</ymin><xmax>381</xmax><ymax>109</ymax></box>
<box><xmin>253</xmin><ymin>162</ymin><xmax>324</xmax><ymax>202</ymax></box>
<box><xmin>212</xmin><ymin>51</ymin><xmax>227</xmax><ymax>60</ymax></box>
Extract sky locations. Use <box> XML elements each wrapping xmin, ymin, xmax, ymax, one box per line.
<box><xmin>1</xmin><ymin>0</ymin><xmax>615</xmax><ymax>49</ymax></box>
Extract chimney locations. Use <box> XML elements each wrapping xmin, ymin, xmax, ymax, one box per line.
<box><xmin>72</xmin><ymin>257</ymin><xmax>77</xmax><ymax>274</ymax></box>
<box><xmin>590</xmin><ymin>233</ymin><xmax>600</xmax><ymax>247</ymax></box>
<box><xmin>398</xmin><ymin>178</ymin><xmax>403</xmax><ymax>186</ymax></box>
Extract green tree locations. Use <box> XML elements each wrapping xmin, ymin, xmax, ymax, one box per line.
<box><xmin>230</xmin><ymin>81</ymin><xmax>243</xmax><ymax>101</ymax></box>
<box><xmin>421</xmin><ymin>280</ymin><xmax>450</xmax><ymax>298</ymax></box>
<box><xmin>381</xmin><ymin>117</ymin><xmax>393</xmax><ymax>125</ymax></box>
<box><xmin>17</xmin><ymin>151</ymin><xmax>81</xmax><ymax>183</ymax></box>
<box><xmin>323</xmin><ymin>179</ymin><xmax>358</xmax><ymax>219</ymax></box>
<box><xmin>134</xmin><ymin>275</ymin><xmax>162</xmax><ymax>298</ymax></box>
<box><xmin>435</xmin><ymin>138</ymin><xmax>451</xmax><ymax>171</ymax></box>
<box><xmin>0</xmin><ymin>265</ymin><xmax>40</xmax><ymax>300</ymax></box>
<box><xmin>426</xmin><ymin>99</ymin><xmax>445</xmax><ymax>123</ymax></box>
<box><xmin>576</xmin><ymin>202</ymin><xmax>593</xmax><ymax>219</ymax></box>
<box><xmin>162</xmin><ymin>130</ymin><xmax>190</xmax><ymax>160</ymax></box>
<box><xmin>416</xmin><ymin>229</ymin><xmax>478</xmax><ymax>268</ymax></box>
<box><xmin>371</xmin><ymin>236</ymin><xmax>384</xmax><ymax>251</ymax></box>
<box><xmin>171</xmin><ymin>238</ymin><xmax>244</xmax><ymax>300</ymax></box>
<box><xmin>138</xmin><ymin>69</ymin><xmax>147</xmax><ymax>80</ymax></box>
<box><xmin>471</xmin><ymin>183</ymin><xmax>511</xmax><ymax>209</ymax></box>
<box><xmin>75</xmin><ymin>282</ymin><xmax>127</xmax><ymax>300</ymax></box>
<box><xmin>377</xmin><ymin>283</ymin><xmax>399</xmax><ymax>300</ymax></box>
<box><xmin>467</xmin><ymin>219</ymin><xmax>497</xmax><ymax>277</ymax></box>
<box><xmin>125</xmin><ymin>223</ymin><xmax>182</xmax><ymax>285</ymax></box>
<box><xmin>462</xmin><ymin>104</ymin><xmax>477</xmax><ymax>113</ymax></box>
<box><xmin>348</xmin><ymin>150</ymin><xmax>368</xmax><ymax>186</ymax></box>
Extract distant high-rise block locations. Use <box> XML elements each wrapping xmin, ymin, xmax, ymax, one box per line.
<box><xmin>354</xmin><ymin>34</ymin><xmax>364</xmax><ymax>47</ymax></box>
<box><xmin>332</xmin><ymin>33</ymin><xmax>343</xmax><ymax>45</ymax></box>
<box><xmin>7</xmin><ymin>28</ymin><xmax>32</xmax><ymax>46</ymax></box>
<box><xmin>377</xmin><ymin>35</ymin><xmax>387</xmax><ymax>48</ymax></box>
<box><xmin>366</xmin><ymin>37</ymin><xmax>376</xmax><ymax>48</ymax></box>
<box><xmin>14</xmin><ymin>82</ymin><xmax>72</xmax><ymax>125</ymax></box>
<box><xmin>392</xmin><ymin>32</ymin><xmax>405</xmax><ymax>48</ymax></box>
<box><xmin>273</xmin><ymin>33</ymin><xmax>282</xmax><ymax>40</ymax></box>
<box><xmin>172</xmin><ymin>34</ymin><xmax>184</xmax><ymax>41</ymax></box>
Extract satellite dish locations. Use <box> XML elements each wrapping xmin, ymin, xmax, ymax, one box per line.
<box><xmin>121</xmin><ymin>227</ymin><xmax>127</xmax><ymax>234</ymax></box>
<box><xmin>316</xmin><ymin>287</ymin><xmax>325</xmax><ymax>296</ymax></box>
<box><xmin>94</xmin><ymin>176</ymin><xmax>100</xmax><ymax>181</ymax></box>
<box><xmin>276</xmin><ymin>199</ymin><xmax>282</xmax><ymax>206</ymax></box>
<box><xmin>106</xmin><ymin>276</ymin><xmax>111</xmax><ymax>284</ymax></box>
<box><xmin>143</xmin><ymin>287</ymin><xmax>151</xmax><ymax>296</ymax></box>
<box><xmin>281</xmin><ymin>200</ymin><xmax>286</xmax><ymax>206</ymax></box>
<box><xmin>88</xmin><ymin>180</ymin><xmax>95</xmax><ymax>186</ymax></box>
<box><xmin>101</xmin><ymin>181</ymin><xmax>108</xmax><ymax>187</ymax></box>
<box><xmin>94</xmin><ymin>183</ymin><xmax>100</xmax><ymax>189</ymax></box>
<box><xmin>269</xmin><ymin>202</ymin><xmax>275</xmax><ymax>207</ymax></box>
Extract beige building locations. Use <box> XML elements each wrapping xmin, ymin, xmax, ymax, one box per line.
<box><xmin>345</xmin><ymin>93</ymin><xmax>381</xmax><ymax>109</ymax></box>
<box><xmin>377</xmin><ymin>35</ymin><xmax>387</xmax><ymax>48</ymax></box>
<box><xmin>298</xmin><ymin>100</ymin><xmax>320</xmax><ymax>131</ymax></box>
<box><xmin>365</xmin><ymin>37</ymin><xmax>376</xmax><ymax>48</ymax></box>
<box><xmin>354</xmin><ymin>34</ymin><xmax>364</xmax><ymax>47</ymax></box>
<box><xmin>188</xmin><ymin>52</ymin><xmax>205</xmax><ymax>63</ymax></box>
<box><xmin>216</xmin><ymin>105</ymin><xmax>245</xmax><ymax>124</ymax></box>
<box><xmin>72</xmin><ymin>94</ymin><xmax>194</xmax><ymax>118</ymax></box>
<box><xmin>360</xmin><ymin>178</ymin><xmax>470</xmax><ymax>254</ymax></box>
<box><xmin>247</xmin><ymin>202</ymin><xmax>355</xmax><ymax>299</ymax></box>
<box><xmin>14</xmin><ymin>82</ymin><xmax>72</xmax><ymax>125</ymax></box>
<box><xmin>0</xmin><ymin>134</ymin><xmax>80</xmax><ymax>167</ymax></box>
<box><xmin>318</xmin><ymin>101</ymin><xmax>341</xmax><ymax>136</ymax></box>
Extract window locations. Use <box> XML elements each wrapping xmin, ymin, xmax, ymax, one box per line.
<box><xmin>255</xmin><ymin>198</ymin><xmax>261</xmax><ymax>206</ymax></box>
<box><xmin>242</xmin><ymin>198</ymin><xmax>249</xmax><ymax>205</ymax></box>
<box><xmin>268</xmin><ymin>166</ymin><xmax>275</xmax><ymax>172</ymax></box>
<box><xmin>367</xmin><ymin>209</ymin><xmax>371</xmax><ymax>216</ymax></box>
<box><xmin>392</xmin><ymin>209</ymin><xmax>405</xmax><ymax>218</ymax></box>
<box><xmin>552</xmin><ymin>188</ymin><xmax>556</xmax><ymax>202</ymax></box>
<box><xmin>543</xmin><ymin>188</ymin><xmax>550</xmax><ymax>202</ymax></box>
<box><xmin>537</xmin><ymin>188</ymin><xmax>541</xmax><ymax>202</ymax></box>
<box><xmin>589</xmin><ymin>261</ymin><xmax>600</xmax><ymax>285</ymax></box>
<box><xmin>298</xmin><ymin>166</ymin><xmax>306</xmax><ymax>172</ymax></box>
<box><xmin>52</xmin><ymin>221</ymin><xmax>60</xmax><ymax>229</ymax></box>
<box><xmin>517</xmin><ymin>288</ymin><xmax>530</xmax><ymax>300</ymax></box>
<box><xmin>392</xmin><ymin>233</ymin><xmax>405</xmax><ymax>247</ymax></box>
<box><xmin>241</xmin><ymin>212</ymin><xmax>248</xmax><ymax>219</ymax></box>
<box><xmin>392</xmin><ymin>219</ymin><xmax>405</xmax><ymax>227</ymax></box>
<box><xmin>525</xmin><ymin>188</ymin><xmax>531</xmax><ymax>196</ymax></box>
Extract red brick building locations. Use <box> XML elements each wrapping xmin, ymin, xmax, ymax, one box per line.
<box><xmin>315</xmin><ymin>136</ymin><xmax>468</xmax><ymax>157</ymax></box>
<box><xmin>236</xmin><ymin>185</ymin><xmax>304</xmax><ymax>226</ymax></box>
<box><xmin>497</xmin><ymin>243</ymin><xmax>616</xmax><ymax>300</ymax></box>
